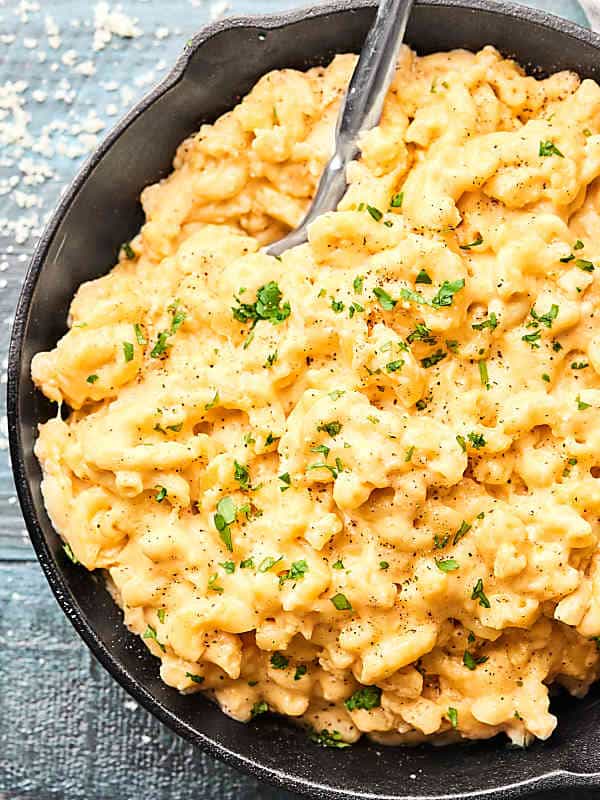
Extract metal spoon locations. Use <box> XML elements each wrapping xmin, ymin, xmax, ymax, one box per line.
<box><xmin>266</xmin><ymin>0</ymin><xmax>414</xmax><ymax>257</ymax></box>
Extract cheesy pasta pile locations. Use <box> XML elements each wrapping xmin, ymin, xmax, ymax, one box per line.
<box><xmin>32</xmin><ymin>45</ymin><xmax>600</xmax><ymax>747</ymax></box>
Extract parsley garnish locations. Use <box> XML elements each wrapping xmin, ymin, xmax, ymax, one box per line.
<box><xmin>270</xmin><ymin>653</ymin><xmax>289</xmax><ymax>670</ymax></box>
<box><xmin>405</xmin><ymin>446</ymin><xmax>415</xmax><ymax>462</ymax></box>
<box><xmin>353</xmin><ymin>275</ymin><xmax>364</xmax><ymax>294</ymax></box>
<box><xmin>531</xmin><ymin>304</ymin><xmax>558</xmax><ymax>328</ymax></box>
<box><xmin>379</xmin><ymin>561</ymin><xmax>389</xmax><ymax>570</ymax></box>
<box><xmin>571</xmin><ymin>361</ymin><xmax>588</xmax><ymax>370</ymax></box>
<box><xmin>234</xmin><ymin>461</ymin><xmax>250</xmax><ymax>491</ymax></box>
<box><xmin>204</xmin><ymin>391</ymin><xmax>219</xmax><ymax>410</ymax></box>
<box><xmin>155</xmin><ymin>486</ymin><xmax>167</xmax><ymax>503</ymax></box>
<box><xmin>463</xmin><ymin>650</ymin><xmax>488</xmax><ymax>670</ymax></box>
<box><xmin>219</xmin><ymin>561</ymin><xmax>235</xmax><ymax>574</ymax></box>
<box><xmin>575</xmin><ymin>258</ymin><xmax>595</xmax><ymax>272</ymax></box>
<box><xmin>576</xmin><ymin>395</ymin><xmax>591</xmax><ymax>410</ymax></box>
<box><xmin>453</xmin><ymin>521</ymin><xmax>471</xmax><ymax>545</ymax></box>
<box><xmin>373</xmin><ymin>287</ymin><xmax>396</xmax><ymax>310</ymax></box>
<box><xmin>63</xmin><ymin>542</ymin><xmax>79</xmax><ymax>563</ymax></box>
<box><xmin>447</xmin><ymin>707</ymin><xmax>458</xmax><ymax>728</ymax></box>
<box><xmin>330</xmin><ymin>593</ymin><xmax>352</xmax><ymax>611</ymax></box>
<box><xmin>294</xmin><ymin>665</ymin><xmax>307</xmax><ymax>680</ymax></box>
<box><xmin>522</xmin><ymin>330</ymin><xmax>541</xmax><ymax>348</ymax></box>
<box><xmin>436</xmin><ymin>558</ymin><xmax>460</xmax><ymax>572</ymax></box>
<box><xmin>390</xmin><ymin>192</ymin><xmax>404</xmax><ymax>208</ymax></box>
<box><xmin>186</xmin><ymin>672</ymin><xmax>204</xmax><ymax>684</ymax></box>
<box><xmin>308</xmin><ymin>729</ymin><xmax>351</xmax><ymax>748</ymax></box>
<box><xmin>478</xmin><ymin>359</ymin><xmax>490</xmax><ymax>389</ymax></box>
<box><xmin>456</xmin><ymin>434</ymin><xmax>467</xmax><ymax>452</ymax></box>
<box><xmin>386</xmin><ymin>360</ymin><xmax>404</xmax><ymax>373</ymax></box>
<box><xmin>258</xmin><ymin>555</ymin><xmax>283</xmax><ymax>573</ymax></box>
<box><xmin>407</xmin><ymin>323</ymin><xmax>436</xmax><ymax>345</ymax></box>
<box><xmin>232</xmin><ymin>281</ymin><xmax>291</xmax><ymax>328</ymax></box>
<box><xmin>280</xmin><ymin>559</ymin><xmax>308</xmax><ymax>583</ymax></box>
<box><xmin>157</xmin><ymin>608</ymin><xmax>166</xmax><ymax>623</ymax></box>
<box><xmin>421</xmin><ymin>350</ymin><xmax>447</xmax><ymax>369</ymax></box>
<box><xmin>539</xmin><ymin>140</ymin><xmax>564</xmax><ymax>157</ymax></box>
<box><xmin>214</xmin><ymin>497</ymin><xmax>236</xmax><ymax>551</ymax></box>
<box><xmin>121</xmin><ymin>241</ymin><xmax>135</xmax><ymax>259</ymax></box>
<box><xmin>367</xmin><ymin>205</ymin><xmax>383</xmax><ymax>222</ymax></box>
<box><xmin>468</xmin><ymin>432</ymin><xmax>486</xmax><ymax>449</ymax></box>
<box><xmin>460</xmin><ymin>235</ymin><xmax>483</xmax><ymax>250</ymax></box>
<box><xmin>432</xmin><ymin>279</ymin><xmax>465</xmax><ymax>308</ymax></box>
<box><xmin>207</xmin><ymin>573</ymin><xmax>224</xmax><ymax>594</ymax></box>
<box><xmin>331</xmin><ymin>299</ymin><xmax>345</xmax><ymax>313</ymax></box>
<box><xmin>415</xmin><ymin>269</ymin><xmax>432</xmax><ymax>285</ymax></box>
<box><xmin>471</xmin><ymin>578</ymin><xmax>491</xmax><ymax>608</ymax></box>
<box><xmin>143</xmin><ymin>624</ymin><xmax>165</xmax><ymax>651</ymax></box>
<box><xmin>150</xmin><ymin>331</ymin><xmax>170</xmax><ymax>358</ymax></box>
<box><xmin>472</xmin><ymin>312</ymin><xmax>498</xmax><ymax>331</ymax></box>
<box><xmin>265</xmin><ymin>350</ymin><xmax>278</xmax><ymax>368</ymax></box>
<box><xmin>251</xmin><ymin>701</ymin><xmax>268</xmax><ymax>718</ymax></box>
<box><xmin>86</xmin><ymin>374</ymin><xmax>99</xmax><ymax>384</ymax></box>
<box><xmin>134</xmin><ymin>323</ymin><xmax>146</xmax><ymax>345</ymax></box>
<box><xmin>434</xmin><ymin>534</ymin><xmax>449</xmax><ymax>549</ymax></box>
<box><xmin>240</xmin><ymin>557</ymin><xmax>254</xmax><ymax>569</ymax></box>
<box><xmin>332</xmin><ymin>560</ymin><xmax>344</xmax><ymax>570</ymax></box>
<box><xmin>348</xmin><ymin>302</ymin><xmax>364</xmax><ymax>318</ymax></box>
<box><xmin>345</xmin><ymin>686</ymin><xmax>381</xmax><ymax>711</ymax></box>
<box><xmin>318</xmin><ymin>421</ymin><xmax>342</xmax><ymax>437</ymax></box>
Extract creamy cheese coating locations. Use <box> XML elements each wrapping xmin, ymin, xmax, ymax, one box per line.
<box><xmin>32</xmin><ymin>45</ymin><xmax>600</xmax><ymax>746</ymax></box>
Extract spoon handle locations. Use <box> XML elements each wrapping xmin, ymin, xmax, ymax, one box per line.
<box><xmin>266</xmin><ymin>0</ymin><xmax>413</xmax><ymax>256</ymax></box>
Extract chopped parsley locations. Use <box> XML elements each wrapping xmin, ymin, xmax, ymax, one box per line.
<box><xmin>207</xmin><ymin>573</ymin><xmax>224</xmax><ymax>593</ymax></box>
<box><xmin>204</xmin><ymin>391</ymin><xmax>220</xmax><ymax>410</ymax></box>
<box><xmin>219</xmin><ymin>561</ymin><xmax>235</xmax><ymax>574</ymax></box>
<box><xmin>522</xmin><ymin>330</ymin><xmax>541</xmax><ymax>348</ymax></box>
<box><xmin>270</xmin><ymin>653</ymin><xmax>289</xmax><ymax>670</ymax></box>
<box><xmin>571</xmin><ymin>362</ymin><xmax>589</xmax><ymax>370</ymax></box>
<box><xmin>576</xmin><ymin>395</ymin><xmax>591</xmax><ymax>411</ymax></box>
<box><xmin>240</xmin><ymin>557</ymin><xmax>255</xmax><ymax>569</ymax></box>
<box><xmin>407</xmin><ymin>323</ymin><xmax>436</xmax><ymax>345</ymax></box>
<box><xmin>121</xmin><ymin>241</ymin><xmax>135</xmax><ymax>259</ymax></box>
<box><xmin>331</xmin><ymin>299</ymin><xmax>345</xmax><ymax>313</ymax></box>
<box><xmin>436</xmin><ymin>558</ymin><xmax>460</xmax><ymax>573</ymax></box>
<box><xmin>86</xmin><ymin>374</ymin><xmax>99</xmax><ymax>384</ymax></box>
<box><xmin>353</xmin><ymin>275</ymin><xmax>364</xmax><ymax>294</ymax></box>
<box><xmin>432</xmin><ymin>279</ymin><xmax>465</xmax><ymax>308</ymax></box>
<box><xmin>468</xmin><ymin>432</ymin><xmax>486</xmax><ymax>449</ymax></box>
<box><xmin>447</xmin><ymin>707</ymin><xmax>458</xmax><ymax>728</ymax></box>
<box><xmin>471</xmin><ymin>578</ymin><xmax>491</xmax><ymax>608</ymax></box>
<box><xmin>150</xmin><ymin>331</ymin><xmax>170</xmax><ymax>358</ymax></box>
<box><xmin>460</xmin><ymin>234</ymin><xmax>483</xmax><ymax>250</ymax></box>
<box><xmin>531</xmin><ymin>304</ymin><xmax>559</xmax><ymax>328</ymax></box>
<box><xmin>379</xmin><ymin>561</ymin><xmax>389</xmax><ymax>570</ymax></box>
<box><xmin>386</xmin><ymin>360</ymin><xmax>404</xmax><ymax>373</ymax></box>
<box><xmin>265</xmin><ymin>350</ymin><xmax>278</xmax><ymax>367</ymax></box>
<box><xmin>373</xmin><ymin>287</ymin><xmax>396</xmax><ymax>310</ymax></box>
<box><xmin>232</xmin><ymin>281</ymin><xmax>291</xmax><ymax>328</ymax></box>
<box><xmin>453</xmin><ymin>521</ymin><xmax>471</xmax><ymax>545</ymax></box>
<box><xmin>214</xmin><ymin>496</ymin><xmax>236</xmax><ymax>551</ymax></box>
<box><xmin>143</xmin><ymin>624</ymin><xmax>165</xmax><ymax>651</ymax></box>
<box><xmin>575</xmin><ymin>258</ymin><xmax>595</xmax><ymax>272</ymax></box>
<box><xmin>308</xmin><ymin>729</ymin><xmax>351</xmax><ymax>749</ymax></box>
<box><xmin>294</xmin><ymin>665</ymin><xmax>307</xmax><ymax>680</ymax></box>
<box><xmin>186</xmin><ymin>672</ymin><xmax>204</xmax><ymax>684</ymax></box>
<box><xmin>251</xmin><ymin>701</ymin><xmax>268</xmax><ymax>718</ymax></box>
<box><xmin>539</xmin><ymin>140</ymin><xmax>564</xmax><ymax>157</ymax></box>
<box><xmin>279</xmin><ymin>472</ymin><xmax>291</xmax><ymax>491</ymax></box>
<box><xmin>367</xmin><ymin>205</ymin><xmax>383</xmax><ymax>222</ymax></box>
<box><xmin>405</xmin><ymin>446</ymin><xmax>415</xmax><ymax>462</ymax></box>
<box><xmin>258</xmin><ymin>555</ymin><xmax>283</xmax><ymax>573</ymax></box>
<box><xmin>280</xmin><ymin>559</ymin><xmax>309</xmax><ymax>583</ymax></box>
<box><xmin>318</xmin><ymin>421</ymin><xmax>342</xmax><ymax>437</ymax></box>
<box><xmin>348</xmin><ymin>302</ymin><xmax>364</xmax><ymax>318</ymax></box>
<box><xmin>345</xmin><ymin>685</ymin><xmax>381</xmax><ymax>711</ymax></box>
<box><xmin>478</xmin><ymin>359</ymin><xmax>490</xmax><ymax>389</ymax></box>
<box><xmin>472</xmin><ymin>312</ymin><xmax>498</xmax><ymax>331</ymax></box>
<box><xmin>157</xmin><ymin>608</ymin><xmax>166</xmax><ymax>623</ymax></box>
<box><xmin>421</xmin><ymin>350</ymin><xmax>447</xmax><ymax>369</ymax></box>
<box><xmin>434</xmin><ymin>533</ymin><xmax>449</xmax><ymax>549</ymax></box>
<box><xmin>155</xmin><ymin>486</ymin><xmax>167</xmax><ymax>503</ymax></box>
<box><xmin>456</xmin><ymin>434</ymin><xmax>467</xmax><ymax>452</ymax></box>
<box><xmin>415</xmin><ymin>269</ymin><xmax>432</xmax><ymax>285</ymax></box>
<box><xmin>330</xmin><ymin>593</ymin><xmax>352</xmax><ymax>611</ymax></box>
<box><xmin>134</xmin><ymin>323</ymin><xmax>146</xmax><ymax>345</ymax></box>
<box><xmin>311</xmin><ymin>444</ymin><xmax>330</xmax><ymax>458</ymax></box>
<box><xmin>63</xmin><ymin>542</ymin><xmax>79</xmax><ymax>564</ymax></box>
<box><xmin>234</xmin><ymin>460</ymin><xmax>250</xmax><ymax>491</ymax></box>
<box><xmin>332</xmin><ymin>559</ymin><xmax>344</xmax><ymax>570</ymax></box>
<box><xmin>463</xmin><ymin>650</ymin><xmax>488</xmax><ymax>670</ymax></box>
<box><xmin>390</xmin><ymin>192</ymin><xmax>404</xmax><ymax>208</ymax></box>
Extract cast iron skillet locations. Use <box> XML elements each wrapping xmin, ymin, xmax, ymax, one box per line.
<box><xmin>8</xmin><ymin>1</ymin><xmax>600</xmax><ymax>797</ymax></box>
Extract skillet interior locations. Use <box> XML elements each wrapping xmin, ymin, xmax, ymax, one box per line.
<box><xmin>8</xmin><ymin>1</ymin><xmax>600</xmax><ymax>797</ymax></box>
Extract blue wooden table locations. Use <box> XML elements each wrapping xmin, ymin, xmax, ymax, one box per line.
<box><xmin>0</xmin><ymin>1</ymin><xmax>596</xmax><ymax>797</ymax></box>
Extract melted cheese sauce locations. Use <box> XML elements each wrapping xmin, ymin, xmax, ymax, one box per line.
<box><xmin>32</xmin><ymin>45</ymin><xmax>600</xmax><ymax>746</ymax></box>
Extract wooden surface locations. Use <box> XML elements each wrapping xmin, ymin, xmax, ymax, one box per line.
<box><xmin>0</xmin><ymin>0</ymin><xmax>596</xmax><ymax>797</ymax></box>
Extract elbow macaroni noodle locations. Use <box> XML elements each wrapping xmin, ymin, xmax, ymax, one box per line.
<box><xmin>32</xmin><ymin>45</ymin><xmax>600</xmax><ymax>746</ymax></box>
